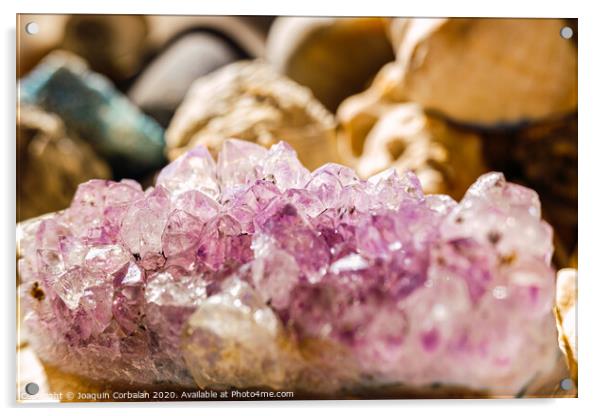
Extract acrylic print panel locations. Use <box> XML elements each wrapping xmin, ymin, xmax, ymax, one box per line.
<box><xmin>16</xmin><ymin>14</ymin><xmax>577</xmax><ymax>402</ymax></box>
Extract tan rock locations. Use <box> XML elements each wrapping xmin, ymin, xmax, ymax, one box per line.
<box><xmin>166</xmin><ymin>60</ymin><xmax>340</xmax><ymax>170</ymax></box>
<box><xmin>17</xmin><ymin>15</ymin><xmax>68</xmax><ymax>77</ymax></box>
<box><xmin>266</xmin><ymin>17</ymin><xmax>395</xmax><ymax>112</ymax></box>
<box><xmin>554</xmin><ymin>268</ymin><xmax>578</xmax><ymax>383</ymax></box>
<box><xmin>17</xmin><ymin>105</ymin><xmax>111</xmax><ymax>221</ymax></box>
<box><xmin>61</xmin><ymin>15</ymin><xmax>149</xmax><ymax>80</ymax></box>
<box><xmin>337</xmin><ymin>62</ymin><xmax>406</xmax><ymax>158</ymax></box>
<box><xmin>387</xmin><ymin>18</ymin><xmax>577</xmax><ymax>125</ymax></box>
<box><xmin>351</xmin><ymin>103</ymin><xmax>486</xmax><ymax>200</ymax></box>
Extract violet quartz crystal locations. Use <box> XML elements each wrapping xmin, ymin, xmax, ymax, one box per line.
<box><xmin>18</xmin><ymin>139</ymin><xmax>558</xmax><ymax>395</ymax></box>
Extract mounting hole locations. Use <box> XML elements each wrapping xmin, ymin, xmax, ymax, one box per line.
<box><xmin>25</xmin><ymin>22</ymin><xmax>39</xmax><ymax>35</ymax></box>
<box><xmin>560</xmin><ymin>377</ymin><xmax>575</xmax><ymax>391</ymax></box>
<box><xmin>560</xmin><ymin>26</ymin><xmax>574</xmax><ymax>40</ymax></box>
<box><xmin>25</xmin><ymin>382</ymin><xmax>39</xmax><ymax>395</ymax></box>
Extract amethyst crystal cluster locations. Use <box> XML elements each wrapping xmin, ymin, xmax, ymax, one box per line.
<box><xmin>19</xmin><ymin>139</ymin><xmax>558</xmax><ymax>395</ymax></box>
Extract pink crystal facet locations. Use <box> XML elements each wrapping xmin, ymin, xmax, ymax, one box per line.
<box><xmin>19</xmin><ymin>139</ymin><xmax>558</xmax><ymax>395</ymax></box>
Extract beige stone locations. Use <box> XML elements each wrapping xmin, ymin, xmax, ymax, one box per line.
<box><xmin>554</xmin><ymin>268</ymin><xmax>578</xmax><ymax>384</ymax></box>
<box><xmin>266</xmin><ymin>17</ymin><xmax>395</xmax><ymax>112</ymax></box>
<box><xmin>388</xmin><ymin>18</ymin><xmax>577</xmax><ymax>125</ymax></box>
<box><xmin>346</xmin><ymin>103</ymin><xmax>486</xmax><ymax>200</ymax></box>
<box><xmin>166</xmin><ymin>60</ymin><xmax>340</xmax><ymax>170</ymax></box>
<box><xmin>337</xmin><ymin>62</ymin><xmax>406</xmax><ymax>158</ymax></box>
<box><xmin>17</xmin><ymin>15</ymin><xmax>68</xmax><ymax>77</ymax></box>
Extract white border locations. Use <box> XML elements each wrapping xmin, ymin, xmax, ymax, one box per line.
<box><xmin>2</xmin><ymin>0</ymin><xmax>600</xmax><ymax>415</ymax></box>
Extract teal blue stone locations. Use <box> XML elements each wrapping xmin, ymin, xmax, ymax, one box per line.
<box><xmin>19</xmin><ymin>52</ymin><xmax>166</xmax><ymax>177</ymax></box>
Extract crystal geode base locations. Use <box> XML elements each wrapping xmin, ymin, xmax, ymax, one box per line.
<box><xmin>18</xmin><ymin>139</ymin><xmax>559</xmax><ymax>397</ymax></box>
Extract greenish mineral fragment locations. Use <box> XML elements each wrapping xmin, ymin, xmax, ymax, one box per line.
<box><xmin>19</xmin><ymin>51</ymin><xmax>165</xmax><ymax>177</ymax></box>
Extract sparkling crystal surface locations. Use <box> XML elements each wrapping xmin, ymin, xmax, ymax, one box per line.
<box><xmin>19</xmin><ymin>139</ymin><xmax>558</xmax><ymax>395</ymax></box>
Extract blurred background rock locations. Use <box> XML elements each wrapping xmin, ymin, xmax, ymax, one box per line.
<box><xmin>17</xmin><ymin>105</ymin><xmax>110</xmax><ymax>221</ymax></box>
<box><xmin>385</xmin><ymin>18</ymin><xmax>577</xmax><ymax>125</ymax></box>
<box><xmin>17</xmin><ymin>15</ymin><xmax>577</xmax><ymax>268</ymax></box>
<box><xmin>20</xmin><ymin>51</ymin><xmax>165</xmax><ymax>178</ymax></box>
<box><xmin>266</xmin><ymin>17</ymin><xmax>395</xmax><ymax>112</ymax></box>
<box><xmin>128</xmin><ymin>31</ymin><xmax>246</xmax><ymax>128</ymax></box>
<box><xmin>164</xmin><ymin>60</ymin><xmax>339</xmax><ymax>170</ymax></box>
<box><xmin>17</xmin><ymin>14</ymin><xmax>273</xmax><ymax>219</ymax></box>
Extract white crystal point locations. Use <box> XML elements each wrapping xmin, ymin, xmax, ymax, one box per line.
<box><xmin>182</xmin><ymin>278</ymin><xmax>299</xmax><ymax>390</ymax></box>
<box><xmin>145</xmin><ymin>267</ymin><xmax>207</xmax><ymax>308</ymax></box>
<box><xmin>217</xmin><ymin>138</ymin><xmax>268</xmax><ymax>188</ymax></box>
<box><xmin>367</xmin><ymin>167</ymin><xmax>424</xmax><ymax>209</ymax></box>
<box><xmin>251</xmin><ymin>234</ymin><xmax>299</xmax><ymax>309</ymax></box>
<box><xmin>53</xmin><ymin>267</ymin><xmax>96</xmax><ymax>309</ymax></box>
<box><xmin>157</xmin><ymin>145</ymin><xmax>220</xmax><ymax>199</ymax></box>
<box><xmin>262</xmin><ymin>141</ymin><xmax>311</xmax><ymax>191</ymax></box>
<box><xmin>119</xmin><ymin>185</ymin><xmax>171</xmax><ymax>259</ymax></box>
<box><xmin>84</xmin><ymin>244</ymin><xmax>131</xmax><ymax>275</ymax></box>
<box><xmin>464</xmin><ymin>172</ymin><xmax>541</xmax><ymax>216</ymax></box>
<box><xmin>313</xmin><ymin>163</ymin><xmax>359</xmax><ymax>187</ymax></box>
